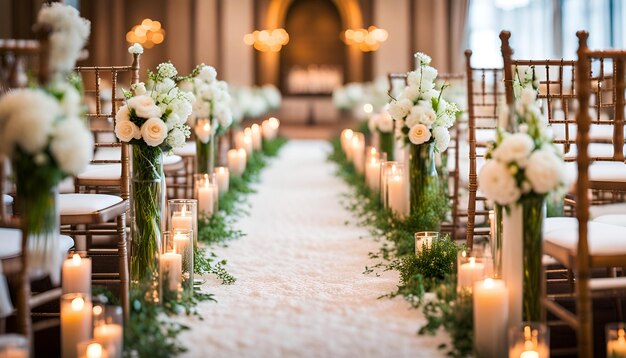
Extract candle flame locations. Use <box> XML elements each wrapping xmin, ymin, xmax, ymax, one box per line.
<box><xmin>524</xmin><ymin>325</ymin><xmax>532</xmax><ymax>340</ymax></box>
<box><xmin>620</xmin><ymin>328</ymin><xmax>626</xmax><ymax>341</ymax></box>
<box><xmin>469</xmin><ymin>257</ymin><xmax>475</xmax><ymax>265</ymax></box>
<box><xmin>391</xmin><ymin>164</ymin><xmax>397</xmax><ymax>173</ymax></box>
<box><xmin>203</xmin><ymin>122</ymin><xmax>210</xmax><ymax>132</ymax></box>
<box><xmin>86</xmin><ymin>343</ymin><xmax>103</xmax><ymax>358</ymax></box>
<box><xmin>72</xmin><ymin>253</ymin><xmax>81</xmax><ymax>265</ymax></box>
<box><xmin>483</xmin><ymin>278</ymin><xmax>494</xmax><ymax>288</ymax></box>
<box><xmin>217</xmin><ymin>167</ymin><xmax>226</xmax><ymax>174</ymax></box>
<box><xmin>71</xmin><ymin>296</ymin><xmax>85</xmax><ymax>311</ymax></box>
<box><xmin>268</xmin><ymin>117</ymin><xmax>280</xmax><ymax>129</ymax></box>
<box><xmin>343</xmin><ymin>129</ymin><xmax>354</xmax><ymax>139</ymax></box>
<box><xmin>238</xmin><ymin>148</ymin><xmax>246</xmax><ymax>156</ymax></box>
<box><xmin>370</xmin><ymin>147</ymin><xmax>377</xmax><ymax>155</ymax></box>
<box><xmin>93</xmin><ymin>305</ymin><xmax>103</xmax><ymax>316</ymax></box>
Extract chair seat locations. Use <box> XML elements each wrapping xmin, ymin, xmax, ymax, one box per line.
<box><xmin>552</xmin><ymin>123</ymin><xmax>624</xmax><ymax>143</ymax></box>
<box><xmin>59</xmin><ymin>194</ymin><xmax>123</xmax><ymax>215</ymax></box>
<box><xmin>593</xmin><ymin>214</ymin><xmax>626</xmax><ymax>226</ymax></box>
<box><xmin>565</xmin><ymin>161</ymin><xmax>626</xmax><ymax>183</ymax></box>
<box><xmin>544</xmin><ymin>217</ymin><xmax>578</xmax><ymax>234</ymax></box>
<box><xmin>94</xmin><ymin>147</ymin><xmax>182</xmax><ymax>167</ymax></box>
<box><xmin>562</xmin><ymin>143</ymin><xmax>626</xmax><ymax>161</ymax></box>
<box><xmin>173</xmin><ymin>141</ymin><xmax>196</xmax><ymax>157</ymax></box>
<box><xmin>475</xmin><ymin>128</ymin><xmax>496</xmax><ymax>144</ymax></box>
<box><xmin>3</xmin><ymin>194</ymin><xmax>12</xmax><ymax>205</ymax></box>
<box><xmin>590</xmin><ymin>202</ymin><xmax>626</xmax><ymax>219</ymax></box>
<box><xmin>0</xmin><ymin>227</ymin><xmax>74</xmax><ymax>266</ymax></box>
<box><xmin>76</xmin><ymin>163</ymin><xmax>121</xmax><ymax>181</ymax></box>
<box><xmin>544</xmin><ymin>221</ymin><xmax>626</xmax><ymax>260</ymax></box>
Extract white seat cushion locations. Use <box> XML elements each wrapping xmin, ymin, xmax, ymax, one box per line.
<box><xmin>544</xmin><ymin>217</ymin><xmax>578</xmax><ymax>234</ymax></box>
<box><xmin>59</xmin><ymin>194</ymin><xmax>123</xmax><ymax>215</ymax></box>
<box><xmin>2</xmin><ymin>194</ymin><xmax>12</xmax><ymax>205</ymax></box>
<box><xmin>552</xmin><ymin>123</ymin><xmax>623</xmax><ymax>142</ymax></box>
<box><xmin>590</xmin><ymin>203</ymin><xmax>626</xmax><ymax>219</ymax></box>
<box><xmin>565</xmin><ymin>161</ymin><xmax>626</xmax><ymax>183</ymax></box>
<box><xmin>0</xmin><ymin>228</ymin><xmax>74</xmax><ymax>259</ymax></box>
<box><xmin>76</xmin><ymin>164</ymin><xmax>121</xmax><ymax>181</ymax></box>
<box><xmin>544</xmin><ymin>221</ymin><xmax>626</xmax><ymax>256</ymax></box>
<box><xmin>58</xmin><ymin>177</ymin><xmax>75</xmax><ymax>194</ymax></box>
<box><xmin>172</xmin><ymin>141</ymin><xmax>195</xmax><ymax>156</ymax></box>
<box><xmin>93</xmin><ymin>147</ymin><xmax>120</xmax><ymax>161</ymax></box>
<box><xmin>475</xmin><ymin>128</ymin><xmax>496</xmax><ymax>144</ymax></box>
<box><xmin>593</xmin><ymin>214</ymin><xmax>626</xmax><ymax>226</ymax></box>
<box><xmin>562</xmin><ymin>143</ymin><xmax>625</xmax><ymax>161</ymax></box>
<box><xmin>163</xmin><ymin>154</ymin><xmax>182</xmax><ymax>166</ymax></box>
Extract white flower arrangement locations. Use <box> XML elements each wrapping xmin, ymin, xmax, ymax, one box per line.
<box><xmin>387</xmin><ymin>52</ymin><xmax>460</xmax><ymax>152</ymax></box>
<box><xmin>0</xmin><ymin>85</ymin><xmax>94</xmax><ymax>177</ymax></box>
<box><xmin>37</xmin><ymin>3</ymin><xmax>90</xmax><ymax>75</ymax></box>
<box><xmin>261</xmin><ymin>84</ymin><xmax>282</xmax><ymax>109</ymax></box>
<box><xmin>180</xmin><ymin>64</ymin><xmax>233</xmax><ymax>134</ymax></box>
<box><xmin>368</xmin><ymin>105</ymin><xmax>394</xmax><ymax>133</ymax></box>
<box><xmin>478</xmin><ymin>78</ymin><xmax>568</xmax><ymax>206</ymax></box>
<box><xmin>128</xmin><ymin>43</ymin><xmax>144</xmax><ymax>54</ymax></box>
<box><xmin>115</xmin><ymin>61</ymin><xmax>192</xmax><ymax>150</ymax></box>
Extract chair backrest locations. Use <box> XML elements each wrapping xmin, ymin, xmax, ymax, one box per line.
<box><xmin>464</xmin><ymin>50</ymin><xmax>504</xmax><ymax>249</ymax></box>
<box><xmin>73</xmin><ymin>54</ymin><xmax>141</xmax><ymax>200</ymax></box>
<box><xmin>0</xmin><ymin>39</ymin><xmax>40</xmax><ymax>93</ymax></box>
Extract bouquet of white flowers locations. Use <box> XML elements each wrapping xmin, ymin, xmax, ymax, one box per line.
<box><xmin>368</xmin><ymin>106</ymin><xmax>394</xmax><ymax>134</ymax></box>
<box><xmin>261</xmin><ymin>84</ymin><xmax>282</xmax><ymax>110</ymax></box>
<box><xmin>180</xmin><ymin>63</ymin><xmax>233</xmax><ymax>135</ymax></box>
<box><xmin>115</xmin><ymin>57</ymin><xmax>193</xmax><ymax>152</ymax></box>
<box><xmin>388</xmin><ymin>53</ymin><xmax>460</xmax><ymax>152</ymax></box>
<box><xmin>479</xmin><ymin>85</ymin><xmax>567</xmax><ymax>206</ymax></box>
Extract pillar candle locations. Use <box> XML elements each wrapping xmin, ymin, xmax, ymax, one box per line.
<box><xmin>61</xmin><ymin>294</ymin><xmax>92</xmax><ymax>358</ymax></box>
<box><xmin>250</xmin><ymin>124</ymin><xmax>262</xmax><ymax>150</ymax></box>
<box><xmin>79</xmin><ymin>342</ymin><xmax>108</xmax><ymax>358</ymax></box>
<box><xmin>387</xmin><ymin>174</ymin><xmax>405</xmax><ymax>216</ymax></box>
<box><xmin>227</xmin><ymin>149</ymin><xmax>246</xmax><ymax>176</ymax></box>
<box><xmin>237</xmin><ymin>148</ymin><xmax>247</xmax><ymax>172</ymax></box>
<box><xmin>365</xmin><ymin>157</ymin><xmax>381</xmax><ymax>193</ymax></box>
<box><xmin>62</xmin><ymin>254</ymin><xmax>91</xmax><ymax>295</ymax></box>
<box><xmin>351</xmin><ymin>137</ymin><xmax>365</xmax><ymax>173</ymax></box>
<box><xmin>194</xmin><ymin>119</ymin><xmax>212</xmax><ymax>144</ymax></box>
<box><xmin>197</xmin><ymin>183</ymin><xmax>215</xmax><ymax>216</ymax></box>
<box><xmin>160</xmin><ymin>252</ymin><xmax>182</xmax><ymax>292</ymax></box>
<box><xmin>173</xmin><ymin>231</ymin><xmax>191</xmax><ymax>257</ymax></box>
<box><xmin>608</xmin><ymin>328</ymin><xmax>626</xmax><ymax>358</ymax></box>
<box><xmin>473</xmin><ymin>278</ymin><xmax>508</xmax><ymax>358</ymax></box>
<box><xmin>214</xmin><ymin>167</ymin><xmax>229</xmax><ymax>195</ymax></box>
<box><xmin>171</xmin><ymin>207</ymin><xmax>193</xmax><ymax>231</ymax></box>
<box><xmin>457</xmin><ymin>257</ymin><xmax>485</xmax><ymax>291</ymax></box>
<box><xmin>341</xmin><ymin>129</ymin><xmax>354</xmax><ymax>155</ymax></box>
<box><xmin>241</xmin><ymin>131</ymin><xmax>253</xmax><ymax>157</ymax></box>
<box><xmin>93</xmin><ymin>324</ymin><xmax>123</xmax><ymax>358</ymax></box>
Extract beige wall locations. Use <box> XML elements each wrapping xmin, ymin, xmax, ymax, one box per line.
<box><xmin>372</xmin><ymin>0</ymin><xmax>411</xmax><ymax>78</ymax></box>
<box><xmin>221</xmin><ymin>0</ymin><xmax>254</xmax><ymax>85</ymax></box>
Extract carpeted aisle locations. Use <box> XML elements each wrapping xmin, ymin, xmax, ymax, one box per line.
<box><xmin>177</xmin><ymin>140</ymin><xmax>448</xmax><ymax>357</ymax></box>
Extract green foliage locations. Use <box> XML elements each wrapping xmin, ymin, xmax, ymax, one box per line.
<box><xmin>262</xmin><ymin>136</ymin><xmax>288</xmax><ymax>157</ymax></box>
<box><xmin>194</xmin><ymin>246</ymin><xmax>236</xmax><ymax>285</ymax></box>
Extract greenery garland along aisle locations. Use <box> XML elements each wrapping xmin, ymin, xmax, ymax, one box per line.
<box><xmin>101</xmin><ymin>137</ymin><xmax>287</xmax><ymax>358</ymax></box>
<box><xmin>328</xmin><ymin>137</ymin><xmax>474</xmax><ymax>357</ymax></box>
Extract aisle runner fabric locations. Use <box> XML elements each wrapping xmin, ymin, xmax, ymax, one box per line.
<box><xmin>178</xmin><ymin>140</ymin><xmax>448</xmax><ymax>357</ymax></box>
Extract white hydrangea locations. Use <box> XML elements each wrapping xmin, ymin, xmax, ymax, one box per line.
<box><xmin>128</xmin><ymin>43</ymin><xmax>144</xmax><ymax>54</ymax></box>
<box><xmin>127</xmin><ymin>95</ymin><xmax>161</xmax><ymax>119</ymax></box>
<box><xmin>433</xmin><ymin>126</ymin><xmax>451</xmax><ymax>152</ymax></box>
<box><xmin>388</xmin><ymin>98</ymin><xmax>413</xmax><ymax>120</ymax></box>
<box><xmin>414</xmin><ymin>52</ymin><xmax>432</xmax><ymax>66</ymax></box>
<box><xmin>166</xmin><ymin>126</ymin><xmax>186</xmax><ymax>148</ymax></box>
<box><xmin>198</xmin><ymin>65</ymin><xmax>217</xmax><ymax>82</ymax></box>
<box><xmin>478</xmin><ymin>160</ymin><xmax>521</xmax><ymax>205</ymax></box>
<box><xmin>492</xmin><ymin>132</ymin><xmax>534</xmax><ymax>166</ymax></box>
<box><xmin>131</xmin><ymin>82</ymin><xmax>147</xmax><ymax>96</ymax></box>
<box><xmin>50</xmin><ymin>116</ymin><xmax>93</xmax><ymax>174</ymax></box>
<box><xmin>525</xmin><ymin>148</ymin><xmax>565</xmax><ymax>194</ymax></box>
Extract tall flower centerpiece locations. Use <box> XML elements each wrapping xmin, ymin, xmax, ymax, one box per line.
<box><xmin>387</xmin><ymin>52</ymin><xmax>460</xmax><ymax>228</ymax></box>
<box><xmin>180</xmin><ymin>64</ymin><xmax>232</xmax><ymax>173</ymax></box>
<box><xmin>115</xmin><ymin>54</ymin><xmax>193</xmax><ymax>285</ymax></box>
<box><xmin>0</xmin><ymin>3</ymin><xmax>93</xmax><ymax>283</ymax></box>
<box><xmin>368</xmin><ymin>105</ymin><xmax>395</xmax><ymax>160</ymax></box>
<box><xmin>478</xmin><ymin>75</ymin><xmax>568</xmax><ymax>323</ymax></box>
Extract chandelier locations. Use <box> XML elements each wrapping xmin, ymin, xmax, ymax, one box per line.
<box><xmin>342</xmin><ymin>26</ymin><xmax>388</xmax><ymax>52</ymax></box>
<box><xmin>125</xmin><ymin>18</ymin><xmax>165</xmax><ymax>49</ymax></box>
<box><xmin>243</xmin><ymin>29</ymin><xmax>289</xmax><ymax>52</ymax></box>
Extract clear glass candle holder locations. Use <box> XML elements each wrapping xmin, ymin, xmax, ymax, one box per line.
<box><xmin>77</xmin><ymin>340</ymin><xmax>108</xmax><ymax>358</ymax></box>
<box><xmin>167</xmin><ymin>199</ymin><xmax>198</xmax><ymax>248</ymax></box>
<box><xmin>227</xmin><ymin>149</ymin><xmax>247</xmax><ymax>176</ymax></box>
<box><xmin>341</xmin><ymin>129</ymin><xmax>354</xmax><ymax>156</ymax></box>
<box><xmin>350</xmin><ymin>132</ymin><xmax>365</xmax><ymax>173</ymax></box>
<box><xmin>456</xmin><ymin>249</ymin><xmax>487</xmax><ymax>293</ymax></box>
<box><xmin>381</xmin><ymin>162</ymin><xmax>405</xmax><ymax>216</ymax></box>
<box><xmin>214</xmin><ymin>167</ymin><xmax>230</xmax><ymax>196</ymax></box>
<box><xmin>92</xmin><ymin>304</ymin><xmax>123</xmax><ymax>358</ymax></box>
<box><xmin>0</xmin><ymin>334</ymin><xmax>28</xmax><ymax>358</ymax></box>
<box><xmin>169</xmin><ymin>228</ymin><xmax>193</xmax><ymax>295</ymax></box>
<box><xmin>61</xmin><ymin>293</ymin><xmax>93</xmax><ymax>358</ymax></box>
<box><xmin>160</xmin><ymin>232</ymin><xmax>182</xmax><ymax>302</ymax></box>
<box><xmin>508</xmin><ymin>322</ymin><xmax>549</xmax><ymax>358</ymax></box>
<box><xmin>606</xmin><ymin>322</ymin><xmax>626</xmax><ymax>357</ymax></box>
<box><xmin>193</xmin><ymin>174</ymin><xmax>218</xmax><ymax>218</ymax></box>
<box><xmin>415</xmin><ymin>231</ymin><xmax>439</xmax><ymax>255</ymax></box>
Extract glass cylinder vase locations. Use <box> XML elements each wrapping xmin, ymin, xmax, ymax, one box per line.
<box><xmin>129</xmin><ymin>144</ymin><xmax>165</xmax><ymax>289</ymax></box>
<box><xmin>378</xmin><ymin>130</ymin><xmax>394</xmax><ymax>161</ymax></box>
<box><xmin>194</xmin><ymin>118</ymin><xmax>216</xmax><ymax>174</ymax></box>
<box><xmin>408</xmin><ymin>142</ymin><xmax>445</xmax><ymax>230</ymax></box>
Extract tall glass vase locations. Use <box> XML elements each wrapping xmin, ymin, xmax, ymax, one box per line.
<box><xmin>408</xmin><ymin>142</ymin><xmax>445</xmax><ymax>230</ymax></box>
<box><xmin>378</xmin><ymin>130</ymin><xmax>394</xmax><ymax>161</ymax></box>
<box><xmin>12</xmin><ymin>156</ymin><xmax>61</xmax><ymax>285</ymax></box>
<box><xmin>194</xmin><ymin>118</ymin><xmax>216</xmax><ymax>174</ymax></box>
<box><xmin>129</xmin><ymin>143</ymin><xmax>165</xmax><ymax>292</ymax></box>
<box><xmin>502</xmin><ymin>195</ymin><xmax>545</xmax><ymax>325</ymax></box>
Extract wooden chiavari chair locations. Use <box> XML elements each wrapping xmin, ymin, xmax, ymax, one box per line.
<box><xmin>464</xmin><ymin>50</ymin><xmax>504</xmax><ymax>249</ymax></box>
<box><xmin>538</xmin><ymin>31</ymin><xmax>626</xmax><ymax>357</ymax></box>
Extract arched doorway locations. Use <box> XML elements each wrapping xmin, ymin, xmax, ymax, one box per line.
<box><xmin>280</xmin><ymin>0</ymin><xmax>344</xmax><ymax>95</ymax></box>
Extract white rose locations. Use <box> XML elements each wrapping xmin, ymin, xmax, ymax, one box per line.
<box><xmin>414</xmin><ymin>52</ymin><xmax>431</xmax><ymax>66</ymax></box>
<box><xmin>492</xmin><ymin>132</ymin><xmax>534</xmax><ymax>166</ymax></box>
<box><xmin>519</xmin><ymin>87</ymin><xmax>537</xmax><ymax>107</ymax></box>
<box><xmin>114</xmin><ymin>119</ymin><xmax>141</xmax><ymax>142</ymax></box>
<box><xmin>433</xmin><ymin>126</ymin><xmax>451</xmax><ymax>152</ymax></box>
<box><xmin>127</xmin><ymin>95</ymin><xmax>161</xmax><ymax>119</ymax></box>
<box><xmin>525</xmin><ymin>148</ymin><xmax>565</xmax><ymax>194</ymax></box>
<box><xmin>115</xmin><ymin>105</ymin><xmax>130</xmax><ymax>123</ymax></box>
<box><xmin>419</xmin><ymin>108</ymin><xmax>437</xmax><ymax>127</ymax></box>
<box><xmin>478</xmin><ymin>160</ymin><xmax>521</xmax><ymax>205</ymax></box>
<box><xmin>377</xmin><ymin>111</ymin><xmax>394</xmax><ymax>133</ymax></box>
<box><xmin>421</xmin><ymin>66</ymin><xmax>438</xmax><ymax>83</ymax></box>
<box><xmin>401</xmin><ymin>84</ymin><xmax>421</xmax><ymax>102</ymax></box>
<box><xmin>50</xmin><ymin>117</ymin><xmax>94</xmax><ymax>174</ymax></box>
<box><xmin>408</xmin><ymin>123</ymin><xmax>431</xmax><ymax>145</ymax></box>
<box><xmin>405</xmin><ymin>106</ymin><xmax>423</xmax><ymax>128</ymax></box>
<box><xmin>140</xmin><ymin>117</ymin><xmax>168</xmax><ymax>146</ymax></box>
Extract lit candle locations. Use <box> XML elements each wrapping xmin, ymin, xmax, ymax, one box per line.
<box><xmin>261</xmin><ymin>117</ymin><xmax>280</xmax><ymax>140</ymax></box>
<box><xmin>62</xmin><ymin>254</ymin><xmax>91</xmax><ymax>295</ymax></box>
<box><xmin>197</xmin><ymin>179</ymin><xmax>215</xmax><ymax>216</ymax></box>
<box><xmin>365</xmin><ymin>157</ymin><xmax>381</xmax><ymax>192</ymax></box>
<box><xmin>93</xmin><ymin>324</ymin><xmax>122</xmax><ymax>358</ymax></box>
<box><xmin>214</xmin><ymin>167</ymin><xmax>230</xmax><ymax>195</ymax></box>
<box><xmin>341</xmin><ymin>129</ymin><xmax>354</xmax><ymax>156</ymax></box>
<box><xmin>387</xmin><ymin>169</ymin><xmax>405</xmax><ymax>217</ymax></box>
<box><xmin>79</xmin><ymin>342</ymin><xmax>107</xmax><ymax>358</ymax></box>
<box><xmin>457</xmin><ymin>256</ymin><xmax>485</xmax><ymax>291</ymax></box>
<box><xmin>160</xmin><ymin>251</ymin><xmax>182</xmax><ymax>292</ymax></box>
<box><xmin>194</xmin><ymin>119</ymin><xmax>212</xmax><ymax>144</ymax></box>
<box><xmin>351</xmin><ymin>136</ymin><xmax>365</xmax><ymax>173</ymax></box>
<box><xmin>227</xmin><ymin>149</ymin><xmax>246</xmax><ymax>176</ymax></box>
<box><xmin>171</xmin><ymin>206</ymin><xmax>193</xmax><ymax>231</ymax></box>
<box><xmin>250</xmin><ymin>124</ymin><xmax>262</xmax><ymax>150</ymax></box>
<box><xmin>241</xmin><ymin>129</ymin><xmax>253</xmax><ymax>157</ymax></box>
<box><xmin>473</xmin><ymin>278</ymin><xmax>508</xmax><ymax>358</ymax></box>
<box><xmin>608</xmin><ymin>328</ymin><xmax>626</xmax><ymax>358</ymax></box>
<box><xmin>0</xmin><ymin>347</ymin><xmax>27</xmax><ymax>358</ymax></box>
<box><xmin>415</xmin><ymin>232</ymin><xmax>438</xmax><ymax>255</ymax></box>
<box><xmin>61</xmin><ymin>294</ymin><xmax>92</xmax><ymax>358</ymax></box>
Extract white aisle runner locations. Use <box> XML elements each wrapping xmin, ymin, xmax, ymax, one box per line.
<box><xmin>178</xmin><ymin>140</ymin><xmax>447</xmax><ymax>357</ymax></box>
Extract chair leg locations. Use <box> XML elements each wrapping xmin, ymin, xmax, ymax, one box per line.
<box><xmin>576</xmin><ymin>269</ymin><xmax>594</xmax><ymax>357</ymax></box>
<box><xmin>117</xmin><ymin>214</ymin><xmax>129</xmax><ymax>321</ymax></box>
